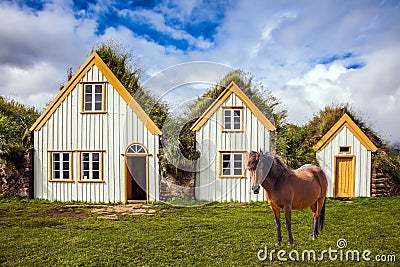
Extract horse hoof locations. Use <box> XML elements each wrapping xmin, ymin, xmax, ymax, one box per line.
<box><xmin>287</xmin><ymin>242</ymin><xmax>293</xmax><ymax>248</ymax></box>
<box><xmin>275</xmin><ymin>242</ymin><xmax>281</xmax><ymax>247</ymax></box>
<box><xmin>312</xmin><ymin>234</ymin><xmax>318</xmax><ymax>240</ymax></box>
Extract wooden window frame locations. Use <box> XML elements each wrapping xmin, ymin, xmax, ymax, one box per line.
<box><xmin>78</xmin><ymin>151</ymin><xmax>104</xmax><ymax>183</ymax></box>
<box><xmin>48</xmin><ymin>151</ymin><xmax>74</xmax><ymax>182</ymax></box>
<box><xmin>338</xmin><ymin>146</ymin><xmax>351</xmax><ymax>154</ymax></box>
<box><xmin>81</xmin><ymin>82</ymin><xmax>107</xmax><ymax>114</ymax></box>
<box><xmin>218</xmin><ymin>151</ymin><xmax>246</xmax><ymax>178</ymax></box>
<box><xmin>222</xmin><ymin>107</ymin><xmax>244</xmax><ymax>132</ymax></box>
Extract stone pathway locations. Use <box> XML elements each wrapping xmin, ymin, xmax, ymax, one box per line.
<box><xmin>52</xmin><ymin>203</ymin><xmax>157</xmax><ymax>220</ymax></box>
<box><xmin>90</xmin><ymin>204</ymin><xmax>157</xmax><ymax>220</ymax></box>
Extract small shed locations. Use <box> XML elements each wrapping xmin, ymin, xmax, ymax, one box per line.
<box><xmin>30</xmin><ymin>52</ymin><xmax>162</xmax><ymax>203</ymax></box>
<box><xmin>313</xmin><ymin>114</ymin><xmax>378</xmax><ymax>197</ymax></box>
<box><xmin>190</xmin><ymin>82</ymin><xmax>276</xmax><ymax>202</ymax></box>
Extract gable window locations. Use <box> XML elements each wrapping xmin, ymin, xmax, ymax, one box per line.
<box><xmin>50</xmin><ymin>152</ymin><xmax>73</xmax><ymax>181</ymax></box>
<box><xmin>83</xmin><ymin>84</ymin><xmax>105</xmax><ymax>112</ymax></box>
<box><xmin>339</xmin><ymin>146</ymin><xmax>351</xmax><ymax>154</ymax></box>
<box><xmin>223</xmin><ymin>108</ymin><xmax>243</xmax><ymax>131</ymax></box>
<box><xmin>79</xmin><ymin>152</ymin><xmax>103</xmax><ymax>182</ymax></box>
<box><xmin>219</xmin><ymin>151</ymin><xmax>245</xmax><ymax>178</ymax></box>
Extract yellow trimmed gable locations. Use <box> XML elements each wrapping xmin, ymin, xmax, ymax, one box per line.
<box><xmin>30</xmin><ymin>52</ymin><xmax>162</xmax><ymax>135</ymax></box>
<box><xmin>190</xmin><ymin>82</ymin><xmax>276</xmax><ymax>132</ymax></box>
<box><xmin>313</xmin><ymin>113</ymin><xmax>378</xmax><ymax>152</ymax></box>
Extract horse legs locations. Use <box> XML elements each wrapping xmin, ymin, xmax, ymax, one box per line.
<box><xmin>311</xmin><ymin>198</ymin><xmax>325</xmax><ymax>240</ymax></box>
<box><xmin>312</xmin><ymin>213</ymin><xmax>319</xmax><ymax>240</ymax></box>
<box><xmin>283</xmin><ymin>205</ymin><xmax>294</xmax><ymax>247</ymax></box>
<box><xmin>272</xmin><ymin>208</ymin><xmax>282</xmax><ymax>247</ymax></box>
<box><xmin>310</xmin><ymin>201</ymin><xmax>319</xmax><ymax>240</ymax></box>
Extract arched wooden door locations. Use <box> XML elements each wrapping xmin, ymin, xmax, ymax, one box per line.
<box><xmin>124</xmin><ymin>143</ymin><xmax>149</xmax><ymax>202</ymax></box>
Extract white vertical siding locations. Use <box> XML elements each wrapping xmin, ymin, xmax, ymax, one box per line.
<box><xmin>195</xmin><ymin>93</ymin><xmax>272</xmax><ymax>202</ymax></box>
<box><xmin>34</xmin><ymin>65</ymin><xmax>159</xmax><ymax>203</ymax></box>
<box><xmin>316</xmin><ymin>125</ymin><xmax>371</xmax><ymax>197</ymax></box>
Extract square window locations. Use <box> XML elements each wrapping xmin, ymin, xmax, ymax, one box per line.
<box><xmin>220</xmin><ymin>152</ymin><xmax>244</xmax><ymax>177</ymax></box>
<box><xmin>223</xmin><ymin>108</ymin><xmax>242</xmax><ymax>131</ymax></box>
<box><xmin>51</xmin><ymin>152</ymin><xmax>71</xmax><ymax>181</ymax></box>
<box><xmin>80</xmin><ymin>152</ymin><xmax>103</xmax><ymax>182</ymax></box>
<box><xmin>83</xmin><ymin>84</ymin><xmax>105</xmax><ymax>112</ymax></box>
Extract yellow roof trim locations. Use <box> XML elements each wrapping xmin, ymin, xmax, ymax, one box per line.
<box><xmin>190</xmin><ymin>81</ymin><xmax>276</xmax><ymax>132</ymax></box>
<box><xmin>313</xmin><ymin>113</ymin><xmax>378</xmax><ymax>152</ymax></box>
<box><xmin>30</xmin><ymin>52</ymin><xmax>161</xmax><ymax>135</ymax></box>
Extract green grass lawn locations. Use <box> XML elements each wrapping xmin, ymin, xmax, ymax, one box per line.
<box><xmin>0</xmin><ymin>197</ymin><xmax>399</xmax><ymax>266</ymax></box>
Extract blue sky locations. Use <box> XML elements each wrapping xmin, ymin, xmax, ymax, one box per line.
<box><xmin>0</xmin><ymin>0</ymin><xmax>399</xmax><ymax>143</ymax></box>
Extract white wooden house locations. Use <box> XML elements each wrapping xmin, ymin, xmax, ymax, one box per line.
<box><xmin>190</xmin><ymin>82</ymin><xmax>276</xmax><ymax>202</ymax></box>
<box><xmin>313</xmin><ymin>114</ymin><xmax>378</xmax><ymax>197</ymax></box>
<box><xmin>30</xmin><ymin>52</ymin><xmax>162</xmax><ymax>203</ymax></box>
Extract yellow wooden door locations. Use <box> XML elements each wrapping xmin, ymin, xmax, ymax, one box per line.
<box><xmin>334</xmin><ymin>157</ymin><xmax>355</xmax><ymax>197</ymax></box>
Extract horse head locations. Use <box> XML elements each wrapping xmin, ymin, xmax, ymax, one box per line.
<box><xmin>255</xmin><ymin>152</ymin><xmax>274</xmax><ymax>185</ymax></box>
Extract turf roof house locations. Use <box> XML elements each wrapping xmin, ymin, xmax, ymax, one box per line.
<box><xmin>313</xmin><ymin>114</ymin><xmax>378</xmax><ymax>197</ymax></box>
<box><xmin>190</xmin><ymin>82</ymin><xmax>276</xmax><ymax>202</ymax></box>
<box><xmin>30</xmin><ymin>52</ymin><xmax>162</xmax><ymax>203</ymax></box>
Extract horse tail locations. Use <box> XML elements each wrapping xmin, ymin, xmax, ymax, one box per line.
<box><xmin>318</xmin><ymin>198</ymin><xmax>326</xmax><ymax>232</ymax></box>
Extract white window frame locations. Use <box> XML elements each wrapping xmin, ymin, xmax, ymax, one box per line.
<box><xmin>223</xmin><ymin>108</ymin><xmax>243</xmax><ymax>131</ymax></box>
<box><xmin>219</xmin><ymin>151</ymin><xmax>245</xmax><ymax>178</ymax></box>
<box><xmin>49</xmin><ymin>152</ymin><xmax>73</xmax><ymax>181</ymax></box>
<box><xmin>79</xmin><ymin>152</ymin><xmax>103</xmax><ymax>182</ymax></box>
<box><xmin>83</xmin><ymin>83</ymin><xmax>105</xmax><ymax>112</ymax></box>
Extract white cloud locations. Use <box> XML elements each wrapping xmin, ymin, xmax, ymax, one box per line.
<box><xmin>0</xmin><ymin>0</ymin><xmax>399</xmax><ymax>143</ymax></box>
<box><xmin>0</xmin><ymin>1</ymin><xmax>97</xmax><ymax>109</ymax></box>
<box><xmin>276</xmin><ymin>63</ymin><xmax>352</xmax><ymax>123</ymax></box>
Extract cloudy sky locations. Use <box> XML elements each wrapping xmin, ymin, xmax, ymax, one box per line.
<box><xmin>0</xmin><ymin>0</ymin><xmax>399</xmax><ymax>143</ymax></box>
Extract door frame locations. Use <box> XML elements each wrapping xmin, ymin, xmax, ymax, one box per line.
<box><xmin>124</xmin><ymin>143</ymin><xmax>151</xmax><ymax>203</ymax></box>
<box><xmin>334</xmin><ymin>156</ymin><xmax>356</xmax><ymax>197</ymax></box>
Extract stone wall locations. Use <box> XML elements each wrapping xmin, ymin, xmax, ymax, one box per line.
<box><xmin>371</xmin><ymin>168</ymin><xmax>400</xmax><ymax>197</ymax></box>
<box><xmin>0</xmin><ymin>149</ymin><xmax>33</xmax><ymax>198</ymax></box>
<box><xmin>159</xmin><ymin>173</ymin><xmax>195</xmax><ymax>201</ymax></box>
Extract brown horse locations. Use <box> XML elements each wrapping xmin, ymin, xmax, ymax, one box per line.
<box><xmin>247</xmin><ymin>151</ymin><xmax>327</xmax><ymax>247</ymax></box>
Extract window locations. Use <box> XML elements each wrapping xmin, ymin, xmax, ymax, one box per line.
<box><xmin>220</xmin><ymin>152</ymin><xmax>245</xmax><ymax>177</ymax></box>
<box><xmin>79</xmin><ymin>152</ymin><xmax>103</xmax><ymax>182</ymax></box>
<box><xmin>83</xmin><ymin>84</ymin><xmax>105</xmax><ymax>112</ymax></box>
<box><xmin>339</xmin><ymin>146</ymin><xmax>351</xmax><ymax>154</ymax></box>
<box><xmin>223</xmin><ymin>108</ymin><xmax>243</xmax><ymax>131</ymax></box>
<box><xmin>126</xmin><ymin>143</ymin><xmax>147</xmax><ymax>154</ymax></box>
<box><xmin>50</xmin><ymin>152</ymin><xmax>73</xmax><ymax>181</ymax></box>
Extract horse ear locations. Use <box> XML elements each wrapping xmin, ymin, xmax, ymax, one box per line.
<box><xmin>259</xmin><ymin>149</ymin><xmax>263</xmax><ymax>157</ymax></box>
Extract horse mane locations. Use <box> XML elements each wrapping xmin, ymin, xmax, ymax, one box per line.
<box><xmin>247</xmin><ymin>151</ymin><xmax>293</xmax><ymax>180</ymax></box>
<box><xmin>246</xmin><ymin>151</ymin><xmax>261</xmax><ymax>170</ymax></box>
<box><xmin>270</xmin><ymin>155</ymin><xmax>293</xmax><ymax>179</ymax></box>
